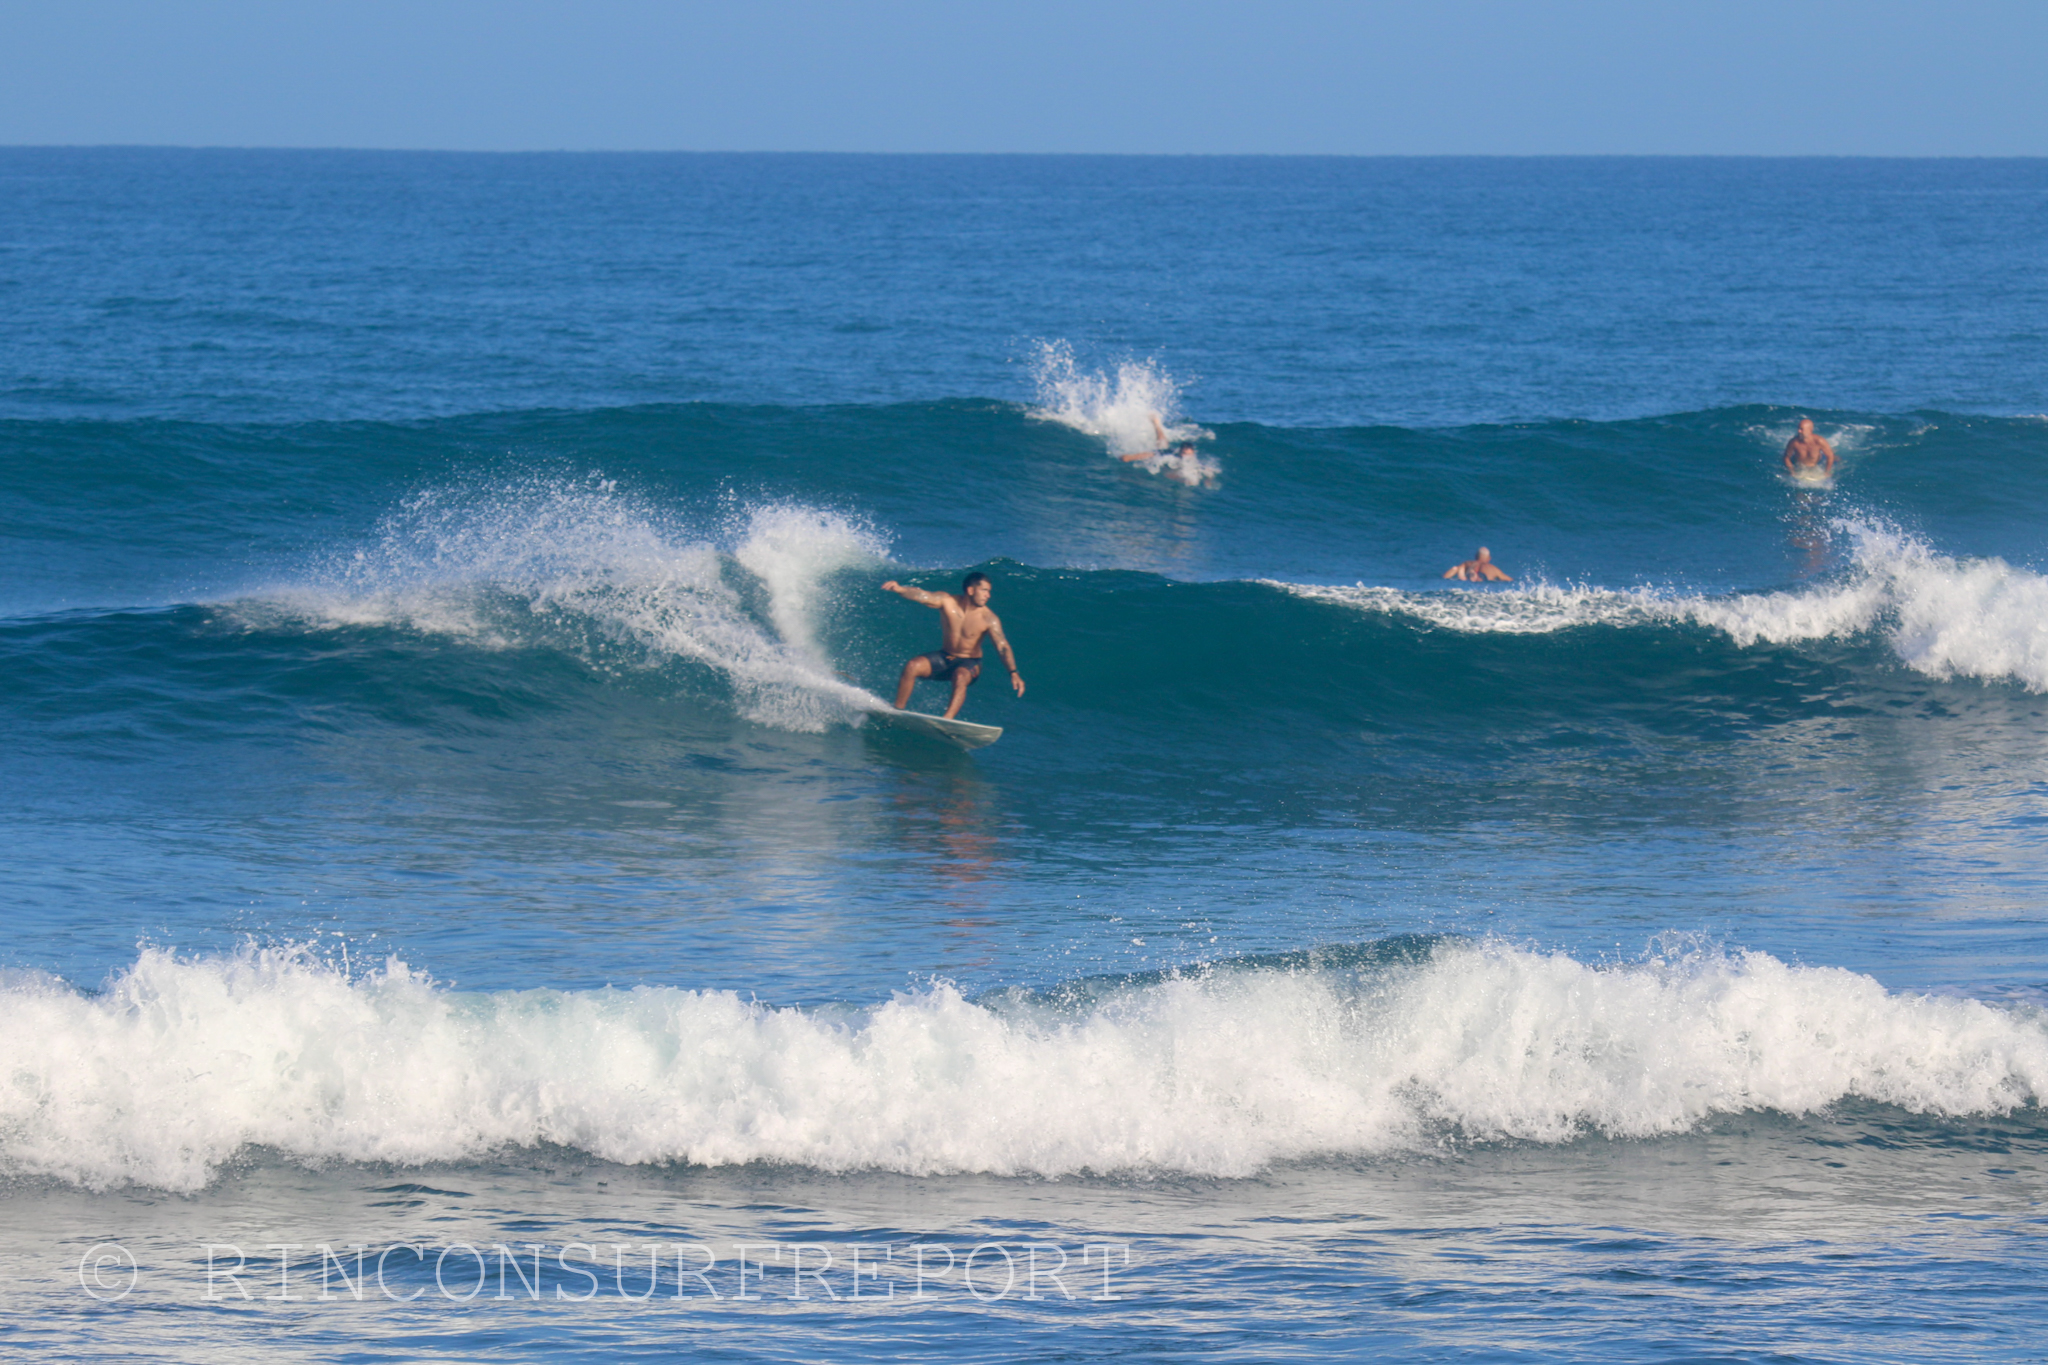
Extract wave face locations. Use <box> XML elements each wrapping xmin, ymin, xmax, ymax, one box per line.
<box><xmin>8</xmin><ymin>407</ymin><xmax>2048</xmax><ymax>753</ymax></box>
<box><xmin>5</xmin><ymin>404</ymin><xmax>2047</xmax><ymax>961</ymax></box>
<box><xmin>11</xmin><ymin>402</ymin><xmax>2046</xmax><ymax>609</ymax></box>
<box><xmin>7</xmin><ymin>939</ymin><xmax>2043</xmax><ymax>1192</ymax></box>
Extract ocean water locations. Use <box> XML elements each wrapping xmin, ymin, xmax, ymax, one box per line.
<box><xmin>3</xmin><ymin>149</ymin><xmax>2047</xmax><ymax>1361</ymax></box>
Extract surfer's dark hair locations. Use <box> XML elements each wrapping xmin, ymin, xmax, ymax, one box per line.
<box><xmin>963</xmin><ymin>572</ymin><xmax>990</xmax><ymax>591</ymax></box>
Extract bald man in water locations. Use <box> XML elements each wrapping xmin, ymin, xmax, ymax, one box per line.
<box><xmin>1783</xmin><ymin>418</ymin><xmax>1837</xmax><ymax>479</ymax></box>
<box><xmin>1443</xmin><ymin>547</ymin><xmax>1512</xmax><ymax>582</ymax></box>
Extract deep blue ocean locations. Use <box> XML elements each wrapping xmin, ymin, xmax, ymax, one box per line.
<box><xmin>4</xmin><ymin>149</ymin><xmax>2047</xmax><ymax>1361</ymax></box>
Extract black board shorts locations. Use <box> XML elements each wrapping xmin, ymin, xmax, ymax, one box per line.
<box><xmin>923</xmin><ymin>652</ymin><xmax>983</xmax><ymax>685</ymax></box>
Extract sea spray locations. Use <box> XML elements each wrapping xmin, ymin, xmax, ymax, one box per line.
<box><xmin>5</xmin><ymin>939</ymin><xmax>2043</xmax><ymax>1192</ymax></box>
<box><xmin>1027</xmin><ymin>339</ymin><xmax>1209</xmax><ymax>461</ymax></box>
<box><xmin>730</xmin><ymin>501</ymin><xmax>890</xmax><ymax>669</ymax></box>
<box><xmin>234</xmin><ymin>477</ymin><xmax>890</xmax><ymax>730</ymax></box>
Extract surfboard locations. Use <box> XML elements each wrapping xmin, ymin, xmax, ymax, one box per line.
<box><xmin>1788</xmin><ymin>465</ymin><xmax>1833</xmax><ymax>488</ymax></box>
<box><xmin>867</xmin><ymin>708</ymin><xmax>1003</xmax><ymax>749</ymax></box>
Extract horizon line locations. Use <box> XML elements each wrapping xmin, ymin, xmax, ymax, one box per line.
<box><xmin>3</xmin><ymin>145</ymin><xmax>2044</xmax><ymax>161</ymax></box>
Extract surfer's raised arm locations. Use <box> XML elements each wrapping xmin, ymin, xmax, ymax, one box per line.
<box><xmin>880</xmin><ymin>580</ymin><xmax>948</xmax><ymax>608</ymax></box>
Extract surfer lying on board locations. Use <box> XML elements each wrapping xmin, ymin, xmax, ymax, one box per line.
<box><xmin>1443</xmin><ymin>546</ymin><xmax>1512</xmax><ymax>582</ymax></box>
<box><xmin>881</xmin><ymin>572</ymin><xmax>1025</xmax><ymax>719</ymax></box>
<box><xmin>1782</xmin><ymin>418</ymin><xmax>1837</xmax><ymax>480</ymax></box>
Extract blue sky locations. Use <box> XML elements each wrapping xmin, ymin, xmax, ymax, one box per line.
<box><xmin>2</xmin><ymin>0</ymin><xmax>2043</xmax><ymax>155</ymax></box>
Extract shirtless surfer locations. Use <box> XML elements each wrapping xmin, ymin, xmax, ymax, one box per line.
<box><xmin>1782</xmin><ymin>418</ymin><xmax>1837</xmax><ymax>480</ymax></box>
<box><xmin>1443</xmin><ymin>546</ymin><xmax>1512</xmax><ymax>582</ymax></box>
<box><xmin>881</xmin><ymin>572</ymin><xmax>1025</xmax><ymax>719</ymax></box>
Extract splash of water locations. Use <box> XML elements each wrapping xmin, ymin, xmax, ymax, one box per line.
<box><xmin>233</xmin><ymin>477</ymin><xmax>893</xmax><ymax>731</ymax></box>
<box><xmin>1027</xmin><ymin>339</ymin><xmax>1208</xmax><ymax>458</ymax></box>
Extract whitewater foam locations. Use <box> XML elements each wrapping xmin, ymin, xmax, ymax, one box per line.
<box><xmin>4</xmin><ymin>940</ymin><xmax>2042</xmax><ymax>1192</ymax></box>
<box><xmin>1689</xmin><ymin>521</ymin><xmax>2048</xmax><ymax>689</ymax></box>
<box><xmin>1275</xmin><ymin>521</ymin><xmax>2048</xmax><ymax>691</ymax></box>
<box><xmin>229</xmin><ymin>479</ymin><xmax>891</xmax><ymax>731</ymax></box>
<box><xmin>1274</xmin><ymin>580</ymin><xmax>1669</xmax><ymax>635</ymax></box>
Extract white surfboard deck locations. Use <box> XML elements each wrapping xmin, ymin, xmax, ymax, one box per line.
<box><xmin>867</xmin><ymin>708</ymin><xmax>1002</xmax><ymax>749</ymax></box>
<box><xmin>1787</xmin><ymin>467</ymin><xmax>1834</xmax><ymax>489</ymax></box>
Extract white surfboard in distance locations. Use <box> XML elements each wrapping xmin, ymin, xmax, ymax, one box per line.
<box><xmin>867</xmin><ymin>707</ymin><xmax>1003</xmax><ymax>749</ymax></box>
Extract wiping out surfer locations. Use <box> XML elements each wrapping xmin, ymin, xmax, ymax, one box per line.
<box><xmin>1119</xmin><ymin>412</ymin><xmax>1201</xmax><ymax>466</ymax></box>
<box><xmin>1783</xmin><ymin>418</ymin><xmax>1837</xmax><ymax>481</ymax></box>
<box><xmin>1443</xmin><ymin>546</ymin><xmax>1512</xmax><ymax>582</ymax></box>
<box><xmin>1118</xmin><ymin>412</ymin><xmax>1171</xmax><ymax>460</ymax></box>
<box><xmin>881</xmin><ymin>572</ymin><xmax>1025</xmax><ymax>719</ymax></box>
<box><xmin>1118</xmin><ymin>410</ymin><xmax>1214</xmax><ymax>488</ymax></box>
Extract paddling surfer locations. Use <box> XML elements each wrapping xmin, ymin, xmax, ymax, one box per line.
<box><xmin>1782</xmin><ymin>418</ymin><xmax>1837</xmax><ymax>480</ymax></box>
<box><xmin>1443</xmin><ymin>546</ymin><xmax>1512</xmax><ymax>582</ymax></box>
<box><xmin>881</xmin><ymin>572</ymin><xmax>1025</xmax><ymax>719</ymax></box>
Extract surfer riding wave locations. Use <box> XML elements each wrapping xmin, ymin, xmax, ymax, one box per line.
<box><xmin>881</xmin><ymin>572</ymin><xmax>1025</xmax><ymax>719</ymax></box>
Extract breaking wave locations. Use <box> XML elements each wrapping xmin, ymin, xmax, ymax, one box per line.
<box><xmin>230</xmin><ymin>479</ymin><xmax>892</xmax><ymax>731</ymax></box>
<box><xmin>3</xmin><ymin>939</ymin><xmax>2042</xmax><ymax>1192</ymax></box>
<box><xmin>1276</xmin><ymin>520</ymin><xmax>2048</xmax><ymax>692</ymax></box>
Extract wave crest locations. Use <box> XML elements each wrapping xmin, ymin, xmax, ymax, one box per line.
<box><xmin>1276</xmin><ymin>521</ymin><xmax>2048</xmax><ymax>691</ymax></box>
